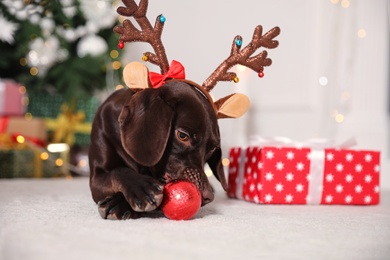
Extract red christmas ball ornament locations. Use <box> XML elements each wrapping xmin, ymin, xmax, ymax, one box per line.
<box><xmin>258</xmin><ymin>70</ymin><xmax>264</xmax><ymax>78</ymax></box>
<box><xmin>161</xmin><ymin>180</ymin><xmax>202</xmax><ymax>220</ymax></box>
<box><xmin>118</xmin><ymin>41</ymin><xmax>125</xmax><ymax>49</ymax></box>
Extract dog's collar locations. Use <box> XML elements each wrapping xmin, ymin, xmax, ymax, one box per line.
<box><xmin>166</xmin><ymin>79</ymin><xmax>218</xmax><ymax>114</ymax></box>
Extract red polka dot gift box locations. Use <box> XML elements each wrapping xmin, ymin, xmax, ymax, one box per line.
<box><xmin>227</xmin><ymin>146</ymin><xmax>380</xmax><ymax>205</ymax></box>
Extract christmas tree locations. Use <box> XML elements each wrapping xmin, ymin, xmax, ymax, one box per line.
<box><xmin>0</xmin><ymin>0</ymin><xmax>122</xmax><ymax>100</ymax></box>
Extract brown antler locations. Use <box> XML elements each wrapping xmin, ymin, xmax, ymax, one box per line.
<box><xmin>202</xmin><ymin>25</ymin><xmax>281</xmax><ymax>92</ymax></box>
<box><xmin>113</xmin><ymin>0</ymin><xmax>169</xmax><ymax>74</ymax></box>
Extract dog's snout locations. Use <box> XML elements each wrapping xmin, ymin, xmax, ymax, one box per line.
<box><xmin>182</xmin><ymin>168</ymin><xmax>214</xmax><ymax>206</ymax></box>
<box><xmin>201</xmin><ymin>186</ymin><xmax>214</xmax><ymax>206</ymax></box>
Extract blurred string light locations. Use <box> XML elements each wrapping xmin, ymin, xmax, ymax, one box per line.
<box><xmin>77</xmin><ymin>158</ymin><xmax>88</xmax><ymax>168</ymax></box>
<box><xmin>20</xmin><ymin>86</ymin><xmax>29</xmax><ymax>109</ymax></box>
<box><xmin>340</xmin><ymin>91</ymin><xmax>351</xmax><ymax>101</ymax></box>
<box><xmin>319</xmin><ymin>76</ymin><xmax>328</xmax><ymax>86</ymax></box>
<box><xmin>19</xmin><ymin>85</ymin><xmax>26</xmax><ymax>94</ymax></box>
<box><xmin>115</xmin><ymin>84</ymin><xmax>124</xmax><ymax>90</ymax></box>
<box><xmin>56</xmin><ymin>158</ymin><xmax>64</xmax><ymax>167</ymax></box>
<box><xmin>205</xmin><ymin>169</ymin><xmax>213</xmax><ymax>177</ymax></box>
<box><xmin>12</xmin><ymin>133</ymin><xmax>70</xmax><ymax>175</ymax></box>
<box><xmin>19</xmin><ymin>58</ymin><xmax>27</xmax><ymax>66</ymax></box>
<box><xmin>321</xmin><ymin>77</ymin><xmax>349</xmax><ymax>123</ymax></box>
<box><xmin>222</xmin><ymin>158</ymin><xmax>230</xmax><ymax>167</ymax></box>
<box><xmin>341</xmin><ymin>0</ymin><xmax>350</xmax><ymax>8</ymax></box>
<box><xmin>110</xmin><ymin>50</ymin><xmax>119</xmax><ymax>59</ymax></box>
<box><xmin>40</xmin><ymin>152</ymin><xmax>49</xmax><ymax>160</ymax></box>
<box><xmin>22</xmin><ymin>95</ymin><xmax>29</xmax><ymax>106</ymax></box>
<box><xmin>335</xmin><ymin>113</ymin><xmax>345</xmax><ymax>123</ymax></box>
<box><xmin>111</xmin><ymin>61</ymin><xmax>121</xmax><ymax>70</ymax></box>
<box><xmin>113</xmin><ymin>0</ymin><xmax>126</xmax><ymax>24</ymax></box>
<box><xmin>24</xmin><ymin>112</ymin><xmax>33</xmax><ymax>120</ymax></box>
<box><xmin>358</xmin><ymin>29</ymin><xmax>366</xmax><ymax>38</ymax></box>
<box><xmin>47</xmin><ymin>143</ymin><xmax>70</xmax><ymax>153</ymax></box>
<box><xmin>118</xmin><ymin>16</ymin><xmax>126</xmax><ymax>23</ymax></box>
<box><xmin>30</xmin><ymin>67</ymin><xmax>38</xmax><ymax>76</ymax></box>
<box><xmin>321</xmin><ymin>0</ymin><xmax>366</xmax><ymax>125</ymax></box>
<box><xmin>236</xmin><ymin>64</ymin><xmax>247</xmax><ymax>72</ymax></box>
<box><xmin>330</xmin><ymin>0</ymin><xmax>350</xmax><ymax>9</ymax></box>
<box><xmin>16</xmin><ymin>135</ymin><xmax>25</xmax><ymax>144</ymax></box>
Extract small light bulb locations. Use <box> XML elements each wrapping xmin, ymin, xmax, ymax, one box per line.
<box><xmin>115</xmin><ymin>84</ymin><xmax>124</xmax><ymax>90</ymax></box>
<box><xmin>16</xmin><ymin>135</ymin><xmax>25</xmax><ymax>143</ymax></box>
<box><xmin>22</xmin><ymin>97</ymin><xmax>29</xmax><ymax>106</ymax></box>
<box><xmin>358</xmin><ymin>29</ymin><xmax>366</xmax><ymax>38</ymax></box>
<box><xmin>237</xmin><ymin>65</ymin><xmax>246</xmax><ymax>72</ymax></box>
<box><xmin>19</xmin><ymin>86</ymin><xmax>26</xmax><ymax>94</ymax></box>
<box><xmin>110</xmin><ymin>50</ymin><xmax>119</xmax><ymax>59</ymax></box>
<box><xmin>24</xmin><ymin>113</ymin><xmax>33</xmax><ymax>120</ymax></box>
<box><xmin>319</xmin><ymin>76</ymin><xmax>328</xmax><ymax>86</ymax></box>
<box><xmin>40</xmin><ymin>152</ymin><xmax>49</xmax><ymax>160</ymax></box>
<box><xmin>30</xmin><ymin>67</ymin><xmax>39</xmax><ymax>76</ymax></box>
<box><xmin>112</xmin><ymin>61</ymin><xmax>121</xmax><ymax>70</ymax></box>
<box><xmin>335</xmin><ymin>113</ymin><xmax>344</xmax><ymax>123</ymax></box>
<box><xmin>341</xmin><ymin>0</ymin><xmax>350</xmax><ymax>8</ymax></box>
<box><xmin>20</xmin><ymin>58</ymin><xmax>27</xmax><ymax>66</ymax></box>
<box><xmin>340</xmin><ymin>91</ymin><xmax>351</xmax><ymax>101</ymax></box>
<box><xmin>56</xmin><ymin>158</ymin><xmax>64</xmax><ymax>167</ymax></box>
<box><xmin>222</xmin><ymin>158</ymin><xmax>230</xmax><ymax>167</ymax></box>
<box><xmin>205</xmin><ymin>169</ymin><xmax>213</xmax><ymax>177</ymax></box>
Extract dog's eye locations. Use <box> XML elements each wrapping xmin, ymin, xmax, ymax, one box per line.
<box><xmin>176</xmin><ymin>130</ymin><xmax>190</xmax><ymax>142</ymax></box>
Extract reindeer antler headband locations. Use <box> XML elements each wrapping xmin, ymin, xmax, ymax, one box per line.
<box><xmin>114</xmin><ymin>0</ymin><xmax>280</xmax><ymax>119</ymax></box>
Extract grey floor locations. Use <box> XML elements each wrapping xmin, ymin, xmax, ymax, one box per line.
<box><xmin>0</xmin><ymin>177</ymin><xmax>389</xmax><ymax>260</ymax></box>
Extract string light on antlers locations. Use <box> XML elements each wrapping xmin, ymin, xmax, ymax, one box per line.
<box><xmin>114</xmin><ymin>0</ymin><xmax>170</xmax><ymax>74</ymax></box>
<box><xmin>159</xmin><ymin>15</ymin><xmax>166</xmax><ymax>23</ymax></box>
<box><xmin>202</xmin><ymin>25</ymin><xmax>280</xmax><ymax>91</ymax></box>
<box><xmin>258</xmin><ymin>70</ymin><xmax>265</xmax><ymax>78</ymax></box>
<box><xmin>235</xmin><ymin>39</ymin><xmax>243</xmax><ymax>47</ymax></box>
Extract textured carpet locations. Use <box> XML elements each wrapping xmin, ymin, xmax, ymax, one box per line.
<box><xmin>0</xmin><ymin>177</ymin><xmax>389</xmax><ymax>260</ymax></box>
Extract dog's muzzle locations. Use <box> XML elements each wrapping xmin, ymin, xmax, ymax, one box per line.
<box><xmin>183</xmin><ymin>168</ymin><xmax>214</xmax><ymax>206</ymax></box>
<box><xmin>163</xmin><ymin>168</ymin><xmax>214</xmax><ymax>206</ymax></box>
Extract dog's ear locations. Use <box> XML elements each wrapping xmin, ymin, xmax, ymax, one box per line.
<box><xmin>123</xmin><ymin>61</ymin><xmax>152</xmax><ymax>89</ymax></box>
<box><xmin>118</xmin><ymin>89</ymin><xmax>174</xmax><ymax>167</ymax></box>
<box><xmin>214</xmin><ymin>93</ymin><xmax>250</xmax><ymax>119</ymax></box>
<box><xmin>207</xmin><ymin>148</ymin><xmax>228</xmax><ymax>191</ymax></box>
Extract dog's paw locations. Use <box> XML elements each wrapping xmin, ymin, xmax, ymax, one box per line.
<box><xmin>97</xmin><ymin>193</ymin><xmax>143</xmax><ymax>220</ymax></box>
<box><xmin>124</xmin><ymin>177</ymin><xmax>165</xmax><ymax>212</ymax></box>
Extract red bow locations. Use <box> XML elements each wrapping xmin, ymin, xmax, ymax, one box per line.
<box><xmin>149</xmin><ymin>60</ymin><xmax>186</xmax><ymax>88</ymax></box>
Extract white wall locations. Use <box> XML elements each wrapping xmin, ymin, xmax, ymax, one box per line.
<box><xmin>121</xmin><ymin>0</ymin><xmax>389</xmax><ymax>189</ymax></box>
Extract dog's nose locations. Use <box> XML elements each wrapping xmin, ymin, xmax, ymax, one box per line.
<box><xmin>201</xmin><ymin>186</ymin><xmax>214</xmax><ymax>206</ymax></box>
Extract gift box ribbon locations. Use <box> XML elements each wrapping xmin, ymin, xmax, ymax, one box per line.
<box><xmin>0</xmin><ymin>116</ymin><xmax>9</xmax><ymax>133</ymax></box>
<box><xmin>248</xmin><ymin>136</ymin><xmax>357</xmax><ymax>149</ymax></box>
<box><xmin>44</xmin><ymin>103</ymin><xmax>91</xmax><ymax>145</ymax></box>
<box><xmin>237</xmin><ymin>136</ymin><xmax>357</xmax><ymax>204</ymax></box>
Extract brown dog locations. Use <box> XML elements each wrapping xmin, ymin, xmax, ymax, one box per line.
<box><xmin>90</xmin><ymin>0</ymin><xmax>280</xmax><ymax>220</ymax></box>
<box><xmin>89</xmin><ymin>80</ymin><xmax>227</xmax><ymax>219</ymax></box>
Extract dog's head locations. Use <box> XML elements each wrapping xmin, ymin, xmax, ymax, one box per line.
<box><xmin>118</xmin><ymin>80</ymin><xmax>227</xmax><ymax>205</ymax></box>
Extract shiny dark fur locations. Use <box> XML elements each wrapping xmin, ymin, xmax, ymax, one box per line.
<box><xmin>89</xmin><ymin>81</ymin><xmax>227</xmax><ymax>219</ymax></box>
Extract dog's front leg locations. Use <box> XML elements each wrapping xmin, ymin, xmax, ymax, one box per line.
<box><xmin>91</xmin><ymin>167</ymin><xmax>164</xmax><ymax>220</ymax></box>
